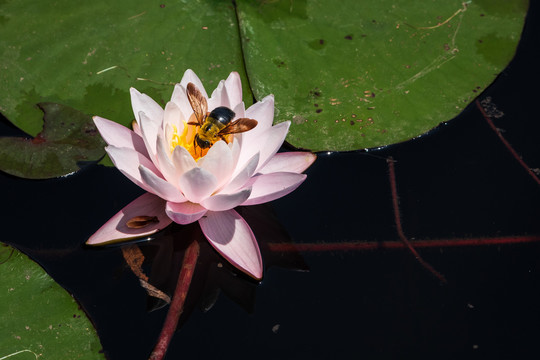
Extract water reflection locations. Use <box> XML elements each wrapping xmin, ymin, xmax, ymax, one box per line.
<box><xmin>93</xmin><ymin>204</ymin><xmax>307</xmax><ymax>332</ymax></box>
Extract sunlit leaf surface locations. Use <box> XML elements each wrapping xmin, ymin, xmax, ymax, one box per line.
<box><xmin>0</xmin><ymin>243</ymin><xmax>104</xmax><ymax>359</ymax></box>
<box><xmin>0</xmin><ymin>0</ymin><xmax>528</xmax><ymax>156</ymax></box>
<box><xmin>0</xmin><ymin>0</ymin><xmax>251</xmax><ymax>137</ymax></box>
<box><xmin>236</xmin><ymin>0</ymin><xmax>528</xmax><ymax>150</ymax></box>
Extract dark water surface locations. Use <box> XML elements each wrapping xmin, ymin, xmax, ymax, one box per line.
<box><xmin>2</xmin><ymin>2</ymin><xmax>540</xmax><ymax>359</ymax></box>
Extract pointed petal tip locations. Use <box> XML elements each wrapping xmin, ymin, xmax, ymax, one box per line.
<box><xmin>261</xmin><ymin>93</ymin><xmax>274</xmax><ymax>102</ymax></box>
<box><xmin>87</xmin><ymin>193</ymin><xmax>172</xmax><ymax>246</ymax></box>
<box><xmin>249</xmin><ymin>266</ymin><xmax>264</xmax><ymax>280</ymax></box>
<box><xmin>305</xmin><ymin>152</ymin><xmax>317</xmax><ymax>168</ymax></box>
<box><xmin>85</xmin><ymin>233</ymin><xmax>155</xmax><ymax>247</ymax></box>
<box><xmin>166</xmin><ymin>201</ymin><xmax>207</xmax><ymax>225</ymax></box>
<box><xmin>199</xmin><ymin>210</ymin><xmax>263</xmax><ymax>280</ymax></box>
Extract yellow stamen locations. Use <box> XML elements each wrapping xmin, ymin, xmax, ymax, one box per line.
<box><xmin>169</xmin><ymin>121</ymin><xmax>209</xmax><ymax>161</ymax></box>
<box><xmin>169</xmin><ymin>125</ymin><xmax>181</xmax><ymax>153</ymax></box>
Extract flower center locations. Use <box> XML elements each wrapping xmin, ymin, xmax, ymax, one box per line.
<box><xmin>169</xmin><ymin>121</ymin><xmax>209</xmax><ymax>161</ymax></box>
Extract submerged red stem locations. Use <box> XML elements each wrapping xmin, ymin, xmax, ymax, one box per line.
<box><xmin>387</xmin><ymin>157</ymin><xmax>447</xmax><ymax>283</ymax></box>
<box><xmin>267</xmin><ymin>235</ymin><xmax>540</xmax><ymax>252</ymax></box>
<box><xmin>475</xmin><ymin>99</ymin><xmax>540</xmax><ymax>186</ymax></box>
<box><xmin>149</xmin><ymin>240</ymin><xmax>200</xmax><ymax>360</ymax></box>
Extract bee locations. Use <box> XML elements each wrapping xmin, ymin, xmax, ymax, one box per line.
<box><xmin>186</xmin><ymin>82</ymin><xmax>257</xmax><ymax>151</ymax></box>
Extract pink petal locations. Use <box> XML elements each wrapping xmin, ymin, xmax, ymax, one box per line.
<box><xmin>165</xmin><ymin>201</ymin><xmax>207</xmax><ymax>225</ymax></box>
<box><xmin>241</xmin><ymin>172</ymin><xmax>307</xmax><ymax>206</ymax></box>
<box><xmin>224</xmin><ymin>72</ymin><xmax>242</xmax><ymax>107</ymax></box>
<box><xmin>199</xmin><ymin>209</ymin><xmax>263</xmax><ymax>279</ymax></box>
<box><xmin>130</xmin><ymin>88</ymin><xmax>164</xmax><ymax>127</ymax></box>
<box><xmin>93</xmin><ymin>116</ymin><xmax>148</xmax><ymax>157</ymax></box>
<box><xmin>237</xmin><ymin>121</ymin><xmax>290</xmax><ymax>173</ymax></box>
<box><xmin>139</xmin><ymin>111</ymin><xmax>160</xmax><ymax>161</ymax></box>
<box><xmin>221</xmin><ymin>152</ymin><xmax>259</xmax><ymax>194</ymax></box>
<box><xmin>254</xmin><ymin>121</ymin><xmax>290</xmax><ymax>171</ymax></box>
<box><xmin>207</xmin><ymin>80</ymin><xmax>225</xmax><ymax>111</ymax></box>
<box><xmin>200</xmin><ymin>188</ymin><xmax>252</xmax><ymax>211</ymax></box>
<box><xmin>257</xmin><ymin>152</ymin><xmax>317</xmax><ymax>175</ymax></box>
<box><xmin>172</xmin><ymin>145</ymin><xmax>197</xmax><ymax>178</ymax></box>
<box><xmin>197</xmin><ymin>140</ymin><xmax>234</xmax><ymax>189</ymax></box>
<box><xmin>230</xmin><ymin>138</ymin><xmax>241</xmax><ymax>168</ymax></box>
<box><xmin>232</xmin><ymin>102</ymin><xmax>246</xmax><ymax>119</ymax></box>
<box><xmin>155</xmin><ymin>134</ymin><xmax>177</xmax><ymax>184</ymax></box>
<box><xmin>86</xmin><ymin>193</ymin><xmax>172</xmax><ymax>245</ymax></box>
<box><xmin>132</xmin><ymin>120</ymin><xmax>143</xmax><ymax>137</ymax></box>
<box><xmin>105</xmin><ymin>145</ymin><xmax>162</xmax><ymax>194</ymax></box>
<box><xmin>163</xmin><ymin>101</ymin><xmax>184</xmax><ymax>132</ymax></box>
<box><xmin>179</xmin><ymin>69</ymin><xmax>208</xmax><ymax>99</ymax></box>
<box><xmin>170</xmin><ymin>84</ymin><xmax>194</xmax><ymax>122</ymax></box>
<box><xmin>178</xmin><ymin>167</ymin><xmax>218</xmax><ymax>203</ymax></box>
<box><xmin>245</xmin><ymin>95</ymin><xmax>275</xmax><ymax>135</ymax></box>
<box><xmin>139</xmin><ymin>165</ymin><xmax>185</xmax><ymax>203</ymax></box>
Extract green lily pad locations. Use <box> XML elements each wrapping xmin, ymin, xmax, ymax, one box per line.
<box><xmin>236</xmin><ymin>0</ymin><xmax>528</xmax><ymax>151</ymax></box>
<box><xmin>0</xmin><ymin>103</ymin><xmax>105</xmax><ymax>179</ymax></box>
<box><xmin>0</xmin><ymin>243</ymin><xmax>104</xmax><ymax>359</ymax></box>
<box><xmin>0</xmin><ymin>0</ymin><xmax>252</xmax><ymax>138</ymax></box>
<box><xmin>0</xmin><ymin>0</ymin><xmax>528</xmax><ymax>155</ymax></box>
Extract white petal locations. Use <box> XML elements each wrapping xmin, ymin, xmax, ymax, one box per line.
<box><xmin>93</xmin><ymin>116</ymin><xmax>148</xmax><ymax>157</ymax></box>
<box><xmin>106</xmin><ymin>145</ymin><xmax>161</xmax><ymax>194</ymax></box>
<box><xmin>139</xmin><ymin>111</ymin><xmax>161</xmax><ymax>162</ymax></box>
<box><xmin>236</xmin><ymin>121</ymin><xmax>290</xmax><ymax>174</ymax></box>
<box><xmin>197</xmin><ymin>140</ymin><xmax>234</xmax><ymax>189</ymax></box>
<box><xmin>165</xmin><ymin>201</ymin><xmax>207</xmax><ymax>225</ymax></box>
<box><xmin>179</xmin><ymin>69</ymin><xmax>208</xmax><ymax>98</ymax></box>
<box><xmin>130</xmin><ymin>87</ymin><xmax>164</xmax><ymax>127</ymax></box>
<box><xmin>170</xmin><ymin>84</ymin><xmax>194</xmax><ymax>123</ymax></box>
<box><xmin>178</xmin><ymin>167</ymin><xmax>218</xmax><ymax>203</ymax></box>
<box><xmin>139</xmin><ymin>165</ymin><xmax>185</xmax><ymax>203</ymax></box>
<box><xmin>254</xmin><ymin>121</ymin><xmax>290</xmax><ymax>171</ymax></box>
<box><xmin>155</xmin><ymin>134</ymin><xmax>177</xmax><ymax>184</ymax></box>
<box><xmin>163</xmin><ymin>101</ymin><xmax>184</xmax><ymax>133</ymax></box>
<box><xmin>132</xmin><ymin>120</ymin><xmax>143</xmax><ymax>137</ymax></box>
<box><xmin>201</xmin><ymin>188</ymin><xmax>252</xmax><ymax>211</ymax></box>
<box><xmin>172</xmin><ymin>145</ymin><xmax>197</xmax><ymax>179</ymax></box>
<box><xmin>257</xmin><ymin>152</ymin><xmax>317</xmax><ymax>175</ymax></box>
<box><xmin>241</xmin><ymin>172</ymin><xmax>306</xmax><ymax>206</ymax></box>
<box><xmin>245</xmin><ymin>95</ymin><xmax>275</xmax><ymax>135</ymax></box>
<box><xmin>208</xmin><ymin>79</ymin><xmax>225</xmax><ymax>111</ymax></box>
<box><xmin>224</xmin><ymin>71</ymin><xmax>243</xmax><ymax>108</ymax></box>
<box><xmin>220</xmin><ymin>152</ymin><xmax>259</xmax><ymax>194</ymax></box>
<box><xmin>232</xmin><ymin>102</ymin><xmax>246</xmax><ymax>119</ymax></box>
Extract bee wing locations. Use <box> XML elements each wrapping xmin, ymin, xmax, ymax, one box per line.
<box><xmin>186</xmin><ymin>82</ymin><xmax>208</xmax><ymax>126</ymax></box>
<box><xmin>219</xmin><ymin>118</ymin><xmax>258</xmax><ymax>135</ymax></box>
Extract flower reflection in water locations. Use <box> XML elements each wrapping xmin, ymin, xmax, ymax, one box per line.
<box><xmin>111</xmin><ymin>204</ymin><xmax>307</xmax><ymax>359</ymax></box>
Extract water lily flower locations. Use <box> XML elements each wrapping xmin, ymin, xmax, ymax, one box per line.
<box><xmin>87</xmin><ymin>69</ymin><xmax>315</xmax><ymax>279</ymax></box>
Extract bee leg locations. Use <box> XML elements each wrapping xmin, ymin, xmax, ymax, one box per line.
<box><xmin>194</xmin><ymin>140</ymin><xmax>202</xmax><ymax>158</ymax></box>
<box><xmin>219</xmin><ymin>134</ymin><xmax>229</xmax><ymax>145</ymax></box>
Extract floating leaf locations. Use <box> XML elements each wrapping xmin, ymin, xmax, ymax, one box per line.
<box><xmin>0</xmin><ymin>243</ymin><xmax>104</xmax><ymax>359</ymax></box>
<box><xmin>236</xmin><ymin>0</ymin><xmax>528</xmax><ymax>151</ymax></box>
<box><xmin>0</xmin><ymin>103</ymin><xmax>105</xmax><ymax>179</ymax></box>
<box><xmin>0</xmin><ymin>0</ymin><xmax>251</xmax><ymax>137</ymax></box>
<box><xmin>0</xmin><ymin>0</ymin><xmax>528</xmax><ymax>154</ymax></box>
